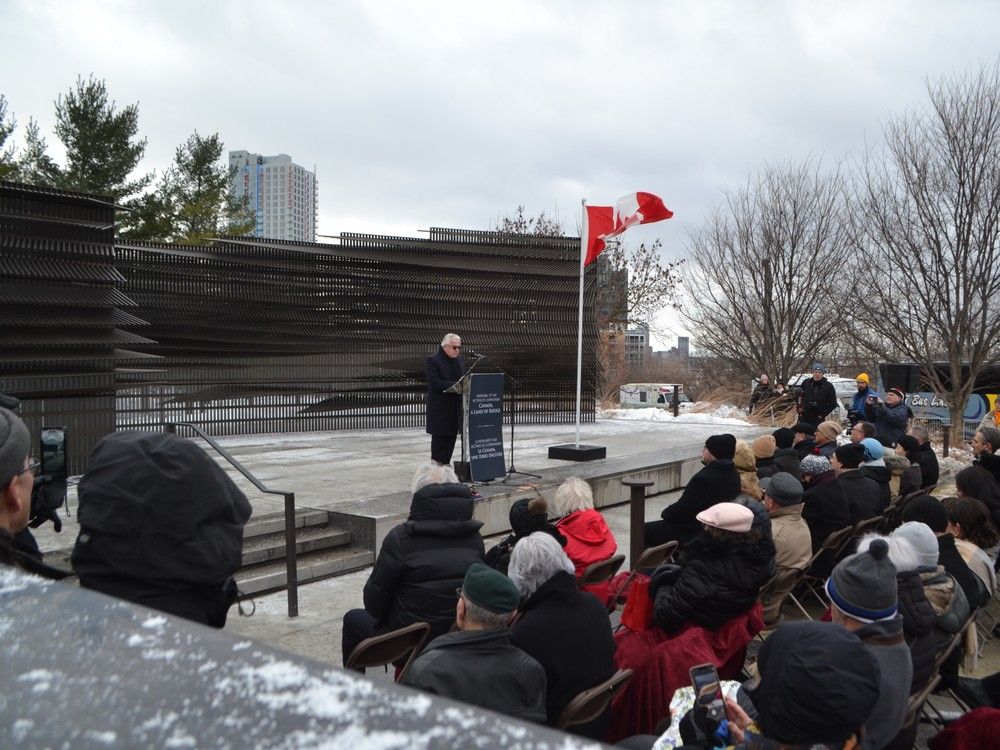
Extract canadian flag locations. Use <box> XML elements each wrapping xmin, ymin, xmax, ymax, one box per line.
<box><xmin>583</xmin><ymin>191</ymin><xmax>673</xmax><ymax>266</ymax></box>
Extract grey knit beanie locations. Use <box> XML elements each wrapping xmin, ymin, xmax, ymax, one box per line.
<box><xmin>0</xmin><ymin>407</ymin><xmax>31</xmax><ymax>487</ymax></box>
<box><xmin>825</xmin><ymin>538</ymin><xmax>898</xmax><ymax>622</ymax></box>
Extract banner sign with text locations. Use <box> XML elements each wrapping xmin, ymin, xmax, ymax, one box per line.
<box><xmin>904</xmin><ymin>391</ymin><xmax>998</xmax><ymax>437</ymax></box>
<box><xmin>468</xmin><ymin>373</ymin><xmax>506</xmax><ymax>482</ymax></box>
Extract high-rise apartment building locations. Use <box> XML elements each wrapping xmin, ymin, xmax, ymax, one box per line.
<box><xmin>229</xmin><ymin>151</ymin><xmax>317</xmax><ymax>242</ymax></box>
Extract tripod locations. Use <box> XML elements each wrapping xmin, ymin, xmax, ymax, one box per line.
<box><xmin>500</xmin><ymin>370</ymin><xmax>540</xmax><ymax>483</ymax></box>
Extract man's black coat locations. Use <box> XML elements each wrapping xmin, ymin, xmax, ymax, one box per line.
<box><xmin>425</xmin><ymin>347</ymin><xmax>465</xmax><ymax>435</ymax></box>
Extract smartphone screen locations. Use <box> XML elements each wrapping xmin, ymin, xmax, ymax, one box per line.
<box><xmin>40</xmin><ymin>426</ymin><xmax>68</xmax><ymax>479</ymax></box>
<box><xmin>689</xmin><ymin>663</ymin><xmax>723</xmax><ymax>707</ymax></box>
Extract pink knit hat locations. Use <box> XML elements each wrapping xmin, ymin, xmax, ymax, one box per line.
<box><xmin>696</xmin><ymin>502</ymin><xmax>754</xmax><ymax>533</ymax></box>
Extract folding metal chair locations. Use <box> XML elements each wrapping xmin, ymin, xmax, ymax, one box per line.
<box><xmin>577</xmin><ymin>553</ymin><xmax>626</xmax><ymax>590</ymax></box>
<box><xmin>605</xmin><ymin>541</ymin><xmax>678</xmax><ymax>613</ymax></box>
<box><xmin>344</xmin><ymin>621</ymin><xmax>431</xmax><ymax>683</ymax></box>
<box><xmin>556</xmin><ymin>669</ymin><xmax>634</xmax><ymax>730</ymax></box>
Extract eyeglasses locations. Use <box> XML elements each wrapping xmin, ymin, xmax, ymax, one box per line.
<box><xmin>447</xmin><ymin>344</ymin><xmax>462</xmax><ymax>350</ymax></box>
<box><xmin>455</xmin><ymin>587</ymin><xmax>464</xmax><ymax>599</ymax></box>
<box><xmin>17</xmin><ymin>459</ymin><xmax>40</xmax><ymax>477</ymax></box>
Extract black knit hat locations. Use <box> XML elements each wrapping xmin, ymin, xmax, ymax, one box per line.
<box><xmin>896</xmin><ymin>435</ymin><xmax>920</xmax><ymax>455</ymax></box>
<box><xmin>825</xmin><ymin>539</ymin><xmax>898</xmax><ymax>622</ymax></box>
<box><xmin>705</xmin><ymin>433</ymin><xmax>736</xmax><ymax>460</ymax></box>
<box><xmin>772</xmin><ymin>427</ymin><xmax>795</xmax><ymax>450</ymax></box>
<box><xmin>461</xmin><ymin>562</ymin><xmax>520</xmax><ymax>614</ymax></box>
<box><xmin>901</xmin><ymin>494</ymin><xmax>949</xmax><ymax>533</ymax></box>
<box><xmin>750</xmin><ymin>622</ymin><xmax>880</xmax><ymax>745</ymax></box>
<box><xmin>834</xmin><ymin>443</ymin><xmax>865</xmax><ymax>469</ymax></box>
<box><xmin>792</xmin><ymin>421</ymin><xmax>816</xmax><ymax>436</ymax></box>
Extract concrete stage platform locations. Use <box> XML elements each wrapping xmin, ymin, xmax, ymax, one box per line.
<box><xmin>34</xmin><ymin>415</ymin><xmax>761</xmax><ymax>572</ymax></box>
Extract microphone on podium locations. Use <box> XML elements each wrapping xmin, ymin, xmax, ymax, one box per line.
<box><xmin>466</xmin><ymin>349</ymin><xmax>486</xmax><ymax>359</ymax></box>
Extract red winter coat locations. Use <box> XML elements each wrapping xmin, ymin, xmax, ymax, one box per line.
<box><xmin>557</xmin><ymin>509</ymin><xmax>618</xmax><ymax>602</ymax></box>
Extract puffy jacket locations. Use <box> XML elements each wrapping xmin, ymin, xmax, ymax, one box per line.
<box><xmin>851</xmin><ymin>386</ymin><xmax>878</xmax><ymax>417</ymax></box>
<box><xmin>866</xmin><ymin>400</ymin><xmax>909</xmax><ymax>447</ymax></box>
<box><xmin>772</xmin><ymin>448</ymin><xmax>802</xmax><ymax>480</ymax></box>
<box><xmin>660</xmin><ymin>460</ymin><xmax>741</xmax><ymax>544</ymax></box>
<box><xmin>363</xmin><ymin>483</ymin><xmax>484</xmax><ymax>638</ymax></box>
<box><xmin>837</xmin><ymin>470</ymin><xmax>885</xmax><ymax>525</ymax></box>
<box><xmin>861</xmin><ymin>464</ymin><xmax>892</xmax><ymax>511</ymax></box>
<box><xmin>801</xmin><ymin>472</ymin><xmax>850</xmax><ymax>553</ymax></box>
<box><xmin>557</xmin><ymin>508</ymin><xmax>617</xmax><ymax>577</ymax></box>
<box><xmin>897</xmin><ymin>569</ymin><xmax>938</xmax><ymax>694</ymax></box>
<box><xmin>650</xmin><ymin>531</ymin><xmax>775</xmax><ymax>634</ymax></box>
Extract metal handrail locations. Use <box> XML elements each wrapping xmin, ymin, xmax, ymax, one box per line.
<box><xmin>165</xmin><ymin>422</ymin><xmax>298</xmax><ymax>617</ymax></box>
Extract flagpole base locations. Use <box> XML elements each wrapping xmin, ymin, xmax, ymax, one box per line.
<box><xmin>547</xmin><ymin>444</ymin><xmax>607</xmax><ymax>462</ymax></box>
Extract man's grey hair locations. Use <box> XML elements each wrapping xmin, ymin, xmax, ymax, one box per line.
<box><xmin>553</xmin><ymin>476</ymin><xmax>594</xmax><ymax>515</ymax></box>
<box><xmin>979</xmin><ymin>427</ymin><xmax>1000</xmax><ymax>452</ymax></box>
<box><xmin>909</xmin><ymin>424</ymin><xmax>930</xmax><ymax>444</ymax></box>
<box><xmin>857</xmin><ymin>532</ymin><xmax>919</xmax><ymax>572</ymax></box>
<box><xmin>508</xmin><ymin>532</ymin><xmax>576</xmax><ymax>598</ymax></box>
<box><xmin>462</xmin><ymin>597</ymin><xmax>514</xmax><ymax>629</ymax></box>
<box><xmin>411</xmin><ymin>461</ymin><xmax>459</xmax><ymax>493</ymax></box>
<box><xmin>440</xmin><ymin>332</ymin><xmax>461</xmax><ymax>347</ymax></box>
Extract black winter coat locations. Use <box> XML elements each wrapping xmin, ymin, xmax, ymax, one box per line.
<box><xmin>837</xmin><ymin>470</ymin><xmax>885</xmax><ymax>525</ymax></box>
<box><xmin>918</xmin><ymin>443</ymin><xmax>940</xmax><ymax>488</ymax></box>
<box><xmin>363</xmin><ymin>483</ymin><xmax>485</xmax><ymax>638</ymax></box>
<box><xmin>650</xmin><ymin>532</ymin><xmax>775</xmax><ymax>633</ymax></box>
<box><xmin>861</xmin><ymin>465</ymin><xmax>892</xmax><ymax>511</ymax></box>
<box><xmin>897</xmin><ymin>569</ymin><xmax>938</xmax><ymax>694</ymax></box>
<box><xmin>799</xmin><ymin>377</ymin><xmax>838</xmax><ymax>426</ymax></box>
<box><xmin>772</xmin><ymin>448</ymin><xmax>802</xmax><ymax>480</ymax></box>
<box><xmin>425</xmin><ymin>348</ymin><xmax>465</xmax><ymax>435</ymax></box>
<box><xmin>801</xmin><ymin>471</ymin><xmax>850</xmax><ymax>553</ymax></box>
<box><xmin>794</xmin><ymin>438</ymin><xmax>817</xmax><ymax>460</ymax></box>
<box><xmin>510</xmin><ymin>571</ymin><xmax>616</xmax><ymax>738</ymax></box>
<box><xmin>866</xmin><ymin>400</ymin><xmax>910</xmax><ymax>447</ymax></box>
<box><xmin>660</xmin><ymin>460</ymin><xmax>741</xmax><ymax>545</ymax></box>
<box><xmin>755</xmin><ymin>457</ymin><xmax>780</xmax><ymax>480</ymax></box>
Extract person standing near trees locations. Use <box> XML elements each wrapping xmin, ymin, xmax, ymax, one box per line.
<box><xmin>798</xmin><ymin>363</ymin><xmax>838</xmax><ymax>427</ymax></box>
<box><xmin>866</xmin><ymin>387</ymin><xmax>910</xmax><ymax>447</ymax></box>
<box><xmin>749</xmin><ymin>374</ymin><xmax>774</xmax><ymax>413</ymax></box>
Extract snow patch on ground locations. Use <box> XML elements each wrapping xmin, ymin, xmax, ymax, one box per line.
<box><xmin>599</xmin><ymin>405</ymin><xmax>751</xmax><ymax>426</ymax></box>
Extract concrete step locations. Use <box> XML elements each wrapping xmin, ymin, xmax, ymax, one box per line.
<box><xmin>241</xmin><ymin>526</ymin><xmax>352</xmax><ymax>566</ymax></box>
<box><xmin>235</xmin><ymin>546</ymin><xmax>374</xmax><ymax>595</ymax></box>
<box><xmin>243</xmin><ymin>509</ymin><xmax>332</xmax><ymax>539</ymax></box>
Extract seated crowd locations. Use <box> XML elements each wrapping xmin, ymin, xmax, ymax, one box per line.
<box><xmin>5</xmin><ymin>365</ymin><xmax>1000</xmax><ymax>748</ymax></box>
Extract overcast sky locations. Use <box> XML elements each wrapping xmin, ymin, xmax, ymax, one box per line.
<box><xmin>3</xmin><ymin>0</ymin><xmax>999</xmax><ymax>346</ymax></box>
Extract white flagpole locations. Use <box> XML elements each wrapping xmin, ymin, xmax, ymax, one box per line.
<box><xmin>575</xmin><ymin>199</ymin><xmax>586</xmax><ymax>448</ymax></box>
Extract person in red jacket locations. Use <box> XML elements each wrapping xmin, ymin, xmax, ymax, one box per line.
<box><xmin>553</xmin><ymin>477</ymin><xmax>617</xmax><ymax>601</ymax></box>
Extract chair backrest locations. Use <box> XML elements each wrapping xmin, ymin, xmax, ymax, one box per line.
<box><xmin>759</xmin><ymin>566</ymin><xmax>804</xmax><ymax>600</ymax></box>
<box><xmin>605</xmin><ymin>543</ymin><xmax>678</xmax><ymax>613</ymax></box>
<box><xmin>556</xmin><ymin>669</ymin><xmax>634</xmax><ymax>730</ymax></box>
<box><xmin>345</xmin><ymin>621</ymin><xmax>431</xmax><ymax>682</ymax></box>
<box><xmin>933</xmin><ymin>611</ymin><xmax>976</xmax><ymax>671</ymax></box>
<box><xmin>578</xmin><ymin>553</ymin><xmax>626</xmax><ymax>589</ymax></box>
<box><xmin>851</xmin><ymin>515</ymin><xmax>884</xmax><ymax>541</ymax></box>
<box><xmin>804</xmin><ymin>525</ymin><xmax>856</xmax><ymax>572</ymax></box>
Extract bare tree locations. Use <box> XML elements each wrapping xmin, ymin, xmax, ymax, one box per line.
<box><xmin>600</xmin><ymin>238</ymin><xmax>684</xmax><ymax>327</ymax></box>
<box><xmin>853</xmin><ymin>62</ymin><xmax>1000</xmax><ymax>435</ymax></box>
<box><xmin>683</xmin><ymin>160</ymin><xmax>853</xmax><ymax>383</ymax></box>
<box><xmin>494</xmin><ymin>204</ymin><xmax>564</xmax><ymax>236</ymax></box>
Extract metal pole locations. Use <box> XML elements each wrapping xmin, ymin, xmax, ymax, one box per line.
<box><xmin>672</xmin><ymin>385</ymin><xmax>680</xmax><ymax>418</ymax></box>
<box><xmin>575</xmin><ymin>199</ymin><xmax>586</xmax><ymax>447</ymax></box>
<box><xmin>622</xmin><ymin>478</ymin><xmax>654</xmax><ymax>566</ymax></box>
<box><xmin>284</xmin><ymin>492</ymin><xmax>299</xmax><ymax>618</ymax></box>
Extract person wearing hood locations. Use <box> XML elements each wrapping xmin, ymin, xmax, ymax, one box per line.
<box><xmin>791</xmin><ymin>421</ymin><xmax>817</xmax><ymax>460</ymax></box>
<box><xmin>72</xmin><ymin>431</ymin><xmax>252</xmax><ymax>628</ymax></box>
<box><xmin>798</xmin><ymin>362</ymin><xmax>838</xmax><ymax>427</ymax></box>
<box><xmin>814</xmin><ymin>420</ymin><xmax>841</xmax><ymax>459</ymax></box>
<box><xmin>826</xmin><ymin>538</ymin><xmax>912</xmax><ymax>750</ymax></box>
<box><xmin>664</xmin><ymin>621</ymin><xmax>881</xmax><ymax>750</ymax></box>
<box><xmin>645</xmin><ymin>434</ymin><xmax>741</xmax><ymax>548</ymax></box>
<box><xmin>799</xmin><ymin>454</ymin><xmax>850</xmax><ymax>555</ymax></box>
<box><xmin>848</xmin><ymin>373</ymin><xmax>878</xmax><ymax>426</ymax></box>
<box><xmin>733</xmin><ymin>440</ymin><xmax>762</xmax><ymax>500</ymax></box>
<box><xmin>485</xmin><ymin>496</ymin><xmax>565</xmax><ymax>575</ymax></box>
<box><xmin>752</xmin><ymin>434</ymin><xmax>779</xmax><ymax>479</ymax></box>
<box><xmin>553</xmin><ymin>476</ymin><xmax>617</xmax><ymax>601</ymax></box>
<box><xmin>425</xmin><ymin>332</ymin><xmax>466</xmax><ymax>466</ymax></box>
<box><xmin>508</xmin><ymin>532</ymin><xmax>615</xmax><ymax>739</ymax></box>
<box><xmin>650</xmin><ymin>502</ymin><xmax>775</xmax><ymax>634</ymax></box>
<box><xmin>832</xmin><ymin>443</ymin><xmax>884</xmax><ymax>525</ymax></box>
<box><xmin>860</xmin><ymin>437</ymin><xmax>892</xmax><ymax>510</ymax></box>
<box><xmin>770</xmin><ymin>427</ymin><xmax>801</xmax><ymax>479</ymax></box>
<box><xmin>865</xmin><ymin>387</ymin><xmax>910</xmax><ymax>448</ymax></box>
<box><xmin>342</xmin><ymin>462</ymin><xmax>485</xmax><ymax>667</ymax></box>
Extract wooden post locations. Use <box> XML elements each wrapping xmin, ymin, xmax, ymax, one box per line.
<box><xmin>622</xmin><ymin>477</ymin><xmax>655</xmax><ymax>566</ymax></box>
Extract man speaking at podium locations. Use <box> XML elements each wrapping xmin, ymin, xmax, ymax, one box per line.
<box><xmin>426</xmin><ymin>333</ymin><xmax>465</xmax><ymax>465</ymax></box>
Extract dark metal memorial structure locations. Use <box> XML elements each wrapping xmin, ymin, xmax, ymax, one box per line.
<box><xmin>1</xmin><ymin>181</ymin><xmax>598</xmax><ymax>472</ymax></box>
